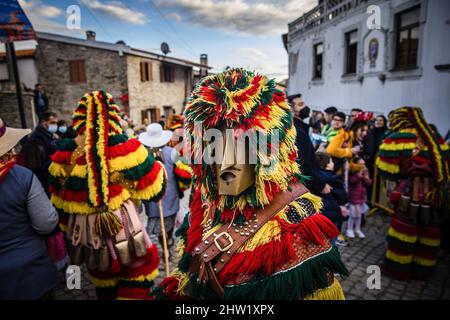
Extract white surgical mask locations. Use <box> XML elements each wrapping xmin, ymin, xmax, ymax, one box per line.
<box><xmin>48</xmin><ymin>124</ymin><xmax>58</xmax><ymax>133</ymax></box>
<box><xmin>58</xmin><ymin>126</ymin><xmax>67</xmax><ymax>134</ymax></box>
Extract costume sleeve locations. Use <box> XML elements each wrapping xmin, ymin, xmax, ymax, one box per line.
<box><xmin>376</xmin><ymin>132</ymin><xmax>416</xmax><ymax>180</ymax></box>
<box><xmin>108</xmin><ymin>135</ymin><xmax>168</xmax><ymax>202</ymax></box>
<box><xmin>326</xmin><ymin>130</ymin><xmax>352</xmax><ymax>159</ymax></box>
<box><xmin>174</xmin><ymin>158</ymin><xmax>193</xmax><ymax>192</ymax></box>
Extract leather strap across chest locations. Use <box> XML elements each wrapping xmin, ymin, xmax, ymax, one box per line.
<box><xmin>191</xmin><ymin>182</ymin><xmax>309</xmax><ymax>296</ymax></box>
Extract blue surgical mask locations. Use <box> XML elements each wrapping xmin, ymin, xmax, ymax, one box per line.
<box><xmin>58</xmin><ymin>126</ymin><xmax>67</xmax><ymax>134</ymax></box>
<box><xmin>48</xmin><ymin>124</ymin><xmax>58</xmax><ymax>133</ymax></box>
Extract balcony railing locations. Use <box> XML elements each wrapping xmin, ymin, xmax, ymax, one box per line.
<box><xmin>289</xmin><ymin>0</ymin><xmax>371</xmax><ymax>36</ymax></box>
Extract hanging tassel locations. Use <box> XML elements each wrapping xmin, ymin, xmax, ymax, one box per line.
<box><xmin>106</xmin><ymin>238</ymin><xmax>122</xmax><ymax>274</ymax></box>
<box><xmin>95</xmin><ymin>207</ymin><xmax>123</xmax><ymax>238</ymax></box>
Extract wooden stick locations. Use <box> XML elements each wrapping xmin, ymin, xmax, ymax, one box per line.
<box><xmin>158</xmin><ymin>200</ymin><xmax>170</xmax><ymax>276</ymax></box>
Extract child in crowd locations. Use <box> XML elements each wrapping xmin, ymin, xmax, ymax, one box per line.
<box><xmin>346</xmin><ymin>157</ymin><xmax>372</xmax><ymax>238</ymax></box>
<box><xmin>315</xmin><ymin>152</ymin><xmax>350</xmax><ymax>247</ymax></box>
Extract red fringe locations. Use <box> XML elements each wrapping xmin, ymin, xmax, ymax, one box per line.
<box><xmin>110</xmin><ymin>258</ymin><xmax>122</xmax><ymax>274</ymax></box>
<box><xmin>108</xmin><ymin>184</ymin><xmax>124</xmax><ymax>199</ymax></box>
<box><xmin>277</xmin><ymin>213</ymin><xmax>339</xmax><ymax>245</ymax></box>
<box><xmin>76</xmin><ymin>155</ymin><xmax>86</xmax><ymax>165</ymax></box>
<box><xmin>185</xmin><ymin>186</ymin><xmax>204</xmax><ymax>254</ymax></box>
<box><xmin>155</xmin><ymin>276</ymin><xmax>190</xmax><ymax>300</ymax></box>
<box><xmin>391</xmin><ymin>217</ymin><xmax>420</xmax><ymax>236</ymax></box>
<box><xmin>136</xmin><ymin>161</ymin><xmax>162</xmax><ymax>190</ymax></box>
<box><xmin>50</xmin><ymin>151</ymin><xmax>72</xmax><ymax>164</ymax></box>
<box><xmin>174</xmin><ymin>166</ymin><xmax>192</xmax><ymax>179</ymax></box>
<box><xmin>387</xmin><ymin>244</ymin><xmax>413</xmax><ymax>256</ymax></box>
<box><xmin>108</xmin><ymin>138</ymin><xmax>141</xmax><ymax>159</ymax></box>
<box><xmin>383</xmin><ymin>138</ymin><xmax>417</xmax><ymax>144</ymax></box>
<box><xmin>117</xmin><ymin>287</ymin><xmax>150</xmax><ymax>300</ymax></box>
<box><xmin>420</xmin><ymin>227</ymin><xmax>441</xmax><ymax>239</ymax></box>
<box><xmin>121</xmin><ymin>245</ymin><xmax>160</xmax><ymax>278</ymax></box>
<box><xmin>414</xmin><ymin>249</ymin><xmax>438</xmax><ymax>260</ymax></box>
<box><xmin>218</xmin><ymin>232</ymin><xmax>295</xmax><ymax>283</ymax></box>
<box><xmin>61</xmin><ymin>189</ymin><xmax>88</xmax><ymax>202</ymax></box>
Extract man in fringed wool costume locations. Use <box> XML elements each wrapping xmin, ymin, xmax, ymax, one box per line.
<box><xmin>48</xmin><ymin>91</ymin><xmax>167</xmax><ymax>299</ymax></box>
<box><xmin>154</xmin><ymin>68</ymin><xmax>349</xmax><ymax>300</ymax></box>
<box><xmin>376</xmin><ymin>107</ymin><xmax>450</xmax><ymax>280</ymax></box>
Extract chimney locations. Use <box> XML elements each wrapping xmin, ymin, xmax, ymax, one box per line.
<box><xmin>200</xmin><ymin>53</ymin><xmax>208</xmax><ymax>66</ymax></box>
<box><xmin>86</xmin><ymin>30</ymin><xmax>96</xmax><ymax>41</ymax></box>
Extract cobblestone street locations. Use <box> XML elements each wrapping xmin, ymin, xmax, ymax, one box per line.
<box><xmin>53</xmin><ymin>213</ymin><xmax>450</xmax><ymax>300</ymax></box>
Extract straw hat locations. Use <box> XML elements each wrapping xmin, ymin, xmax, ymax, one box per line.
<box><xmin>138</xmin><ymin>123</ymin><xmax>173</xmax><ymax>148</ymax></box>
<box><xmin>0</xmin><ymin>118</ymin><xmax>31</xmax><ymax>157</ymax></box>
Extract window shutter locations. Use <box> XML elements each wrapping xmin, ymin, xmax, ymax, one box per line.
<box><xmin>140</xmin><ymin>62</ymin><xmax>144</xmax><ymax>81</ymax></box>
<box><xmin>170</xmin><ymin>66</ymin><xmax>175</xmax><ymax>82</ymax></box>
<box><xmin>147</xmin><ymin>63</ymin><xmax>152</xmax><ymax>81</ymax></box>
<box><xmin>79</xmin><ymin>60</ymin><xmax>86</xmax><ymax>82</ymax></box>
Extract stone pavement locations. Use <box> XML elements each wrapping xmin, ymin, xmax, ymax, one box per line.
<box><xmin>53</xmin><ymin>213</ymin><xmax>450</xmax><ymax>300</ymax></box>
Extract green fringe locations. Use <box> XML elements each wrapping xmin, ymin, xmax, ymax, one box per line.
<box><xmin>178</xmin><ymin>252</ymin><xmax>192</xmax><ymax>273</ymax></box>
<box><xmin>108</xmin><ymin>134</ymin><xmax>128</xmax><ymax>146</ymax></box>
<box><xmin>65</xmin><ymin>176</ymin><xmax>88</xmax><ymax>191</ymax></box>
<box><xmin>186</xmin><ymin>272</ymin><xmax>218</xmax><ymax>300</ymax></box>
<box><xmin>175</xmin><ymin>213</ymin><xmax>190</xmax><ymax>240</ymax></box>
<box><xmin>151</xmin><ymin>286</ymin><xmax>168</xmax><ymax>300</ymax></box>
<box><xmin>222</xmin><ymin>246</ymin><xmax>348</xmax><ymax>300</ymax></box>
<box><xmin>122</xmin><ymin>156</ymin><xmax>154</xmax><ymax>181</ymax></box>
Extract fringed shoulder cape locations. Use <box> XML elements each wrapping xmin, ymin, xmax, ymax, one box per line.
<box><xmin>48</xmin><ymin>134</ymin><xmax>167</xmax><ymax>231</ymax></box>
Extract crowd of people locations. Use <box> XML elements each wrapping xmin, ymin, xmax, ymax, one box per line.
<box><xmin>0</xmin><ymin>69</ymin><xmax>449</xmax><ymax>300</ymax></box>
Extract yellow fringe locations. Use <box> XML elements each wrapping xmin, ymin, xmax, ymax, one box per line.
<box><xmin>376</xmin><ymin>158</ymin><xmax>400</xmax><ymax>174</ymax></box>
<box><xmin>120</xmin><ymin>268</ymin><xmax>159</xmax><ymax>283</ymax></box>
<box><xmin>418</xmin><ymin>237</ymin><xmax>441</xmax><ymax>247</ymax></box>
<box><xmin>109</xmin><ymin>188</ymin><xmax>131</xmax><ymax>211</ymax></box>
<box><xmin>51</xmin><ymin>194</ymin><xmax>95</xmax><ymax>214</ymax></box>
<box><xmin>89</xmin><ymin>275</ymin><xmax>119</xmax><ymax>288</ymax></box>
<box><xmin>48</xmin><ymin>162</ymin><xmax>66</xmax><ymax>177</ymax></box>
<box><xmin>387</xmin><ymin>227</ymin><xmax>418</xmax><ymax>243</ymax></box>
<box><xmin>386</xmin><ymin>249</ymin><xmax>413</xmax><ymax>264</ymax></box>
<box><xmin>379</xmin><ymin>142</ymin><xmax>416</xmax><ymax>151</ymax></box>
<box><xmin>237</xmin><ymin>219</ymin><xmax>280</xmax><ymax>252</ymax></box>
<box><xmin>71</xmin><ymin>164</ymin><xmax>87</xmax><ymax>178</ymax></box>
<box><xmin>131</xmin><ymin>164</ymin><xmax>166</xmax><ymax>200</ymax></box>
<box><xmin>304</xmin><ymin>279</ymin><xmax>346</xmax><ymax>300</ymax></box>
<box><xmin>171</xmin><ymin>270</ymin><xmax>190</xmax><ymax>297</ymax></box>
<box><xmin>109</xmin><ymin>145</ymin><xmax>148</xmax><ymax>172</ymax></box>
<box><xmin>413</xmin><ymin>256</ymin><xmax>437</xmax><ymax>267</ymax></box>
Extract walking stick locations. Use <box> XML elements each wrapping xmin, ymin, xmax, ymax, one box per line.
<box><xmin>158</xmin><ymin>200</ymin><xmax>170</xmax><ymax>276</ymax></box>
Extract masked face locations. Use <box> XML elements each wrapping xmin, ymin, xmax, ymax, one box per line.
<box><xmin>215</xmin><ymin>129</ymin><xmax>255</xmax><ymax>196</ymax></box>
<box><xmin>58</xmin><ymin>126</ymin><xmax>67</xmax><ymax>134</ymax></box>
<box><xmin>48</xmin><ymin>124</ymin><xmax>58</xmax><ymax>133</ymax></box>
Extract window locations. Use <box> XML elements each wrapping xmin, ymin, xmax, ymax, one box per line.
<box><xmin>68</xmin><ymin>60</ymin><xmax>86</xmax><ymax>83</ymax></box>
<box><xmin>140</xmin><ymin>61</ymin><xmax>152</xmax><ymax>81</ymax></box>
<box><xmin>395</xmin><ymin>6</ymin><xmax>420</xmax><ymax>69</ymax></box>
<box><xmin>141</xmin><ymin>108</ymin><xmax>160</xmax><ymax>124</ymax></box>
<box><xmin>163</xmin><ymin>106</ymin><xmax>172</xmax><ymax>119</ymax></box>
<box><xmin>345</xmin><ymin>30</ymin><xmax>358</xmax><ymax>74</ymax></box>
<box><xmin>160</xmin><ymin>64</ymin><xmax>175</xmax><ymax>82</ymax></box>
<box><xmin>313</xmin><ymin>43</ymin><xmax>323</xmax><ymax>79</ymax></box>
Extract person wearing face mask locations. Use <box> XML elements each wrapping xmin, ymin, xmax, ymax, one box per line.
<box><xmin>289</xmin><ymin>94</ymin><xmax>331</xmax><ymax>196</ymax></box>
<box><xmin>21</xmin><ymin>112</ymin><xmax>59</xmax><ymax>192</ymax></box>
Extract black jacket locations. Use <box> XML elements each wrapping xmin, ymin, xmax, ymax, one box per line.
<box><xmin>293</xmin><ymin>117</ymin><xmax>325</xmax><ymax>194</ymax></box>
<box><xmin>317</xmin><ymin>169</ymin><xmax>349</xmax><ymax>223</ymax></box>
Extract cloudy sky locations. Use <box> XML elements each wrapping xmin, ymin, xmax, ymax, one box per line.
<box><xmin>17</xmin><ymin>0</ymin><xmax>318</xmax><ymax>81</ymax></box>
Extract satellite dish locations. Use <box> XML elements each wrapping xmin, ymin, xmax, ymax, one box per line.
<box><xmin>161</xmin><ymin>42</ymin><xmax>171</xmax><ymax>55</ymax></box>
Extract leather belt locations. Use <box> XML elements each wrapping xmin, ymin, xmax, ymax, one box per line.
<box><xmin>190</xmin><ymin>183</ymin><xmax>309</xmax><ymax>298</ymax></box>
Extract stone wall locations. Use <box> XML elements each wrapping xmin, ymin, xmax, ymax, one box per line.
<box><xmin>126</xmin><ymin>55</ymin><xmax>190</xmax><ymax>124</ymax></box>
<box><xmin>0</xmin><ymin>83</ymin><xmax>36</xmax><ymax>129</ymax></box>
<box><xmin>35</xmin><ymin>39</ymin><xmax>128</xmax><ymax>122</ymax></box>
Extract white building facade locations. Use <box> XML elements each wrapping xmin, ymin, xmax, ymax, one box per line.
<box><xmin>287</xmin><ymin>0</ymin><xmax>450</xmax><ymax>134</ymax></box>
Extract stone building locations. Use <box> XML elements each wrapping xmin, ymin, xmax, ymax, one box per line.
<box><xmin>0</xmin><ymin>30</ymin><xmax>210</xmax><ymax>128</ymax></box>
<box><xmin>286</xmin><ymin>0</ymin><xmax>450</xmax><ymax>134</ymax></box>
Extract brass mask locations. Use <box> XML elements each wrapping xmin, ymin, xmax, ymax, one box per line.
<box><xmin>215</xmin><ymin>129</ymin><xmax>255</xmax><ymax>196</ymax></box>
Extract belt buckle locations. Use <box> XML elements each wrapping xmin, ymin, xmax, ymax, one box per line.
<box><xmin>214</xmin><ymin>232</ymin><xmax>233</xmax><ymax>252</ymax></box>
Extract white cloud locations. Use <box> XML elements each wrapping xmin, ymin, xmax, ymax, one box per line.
<box><xmin>166</xmin><ymin>12</ymin><xmax>182</xmax><ymax>22</ymax></box>
<box><xmin>80</xmin><ymin>0</ymin><xmax>149</xmax><ymax>25</ymax></box>
<box><xmin>18</xmin><ymin>0</ymin><xmax>86</xmax><ymax>36</ymax></box>
<box><xmin>19</xmin><ymin>0</ymin><xmax>62</xmax><ymax>18</ymax></box>
<box><xmin>155</xmin><ymin>0</ymin><xmax>318</xmax><ymax>36</ymax></box>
